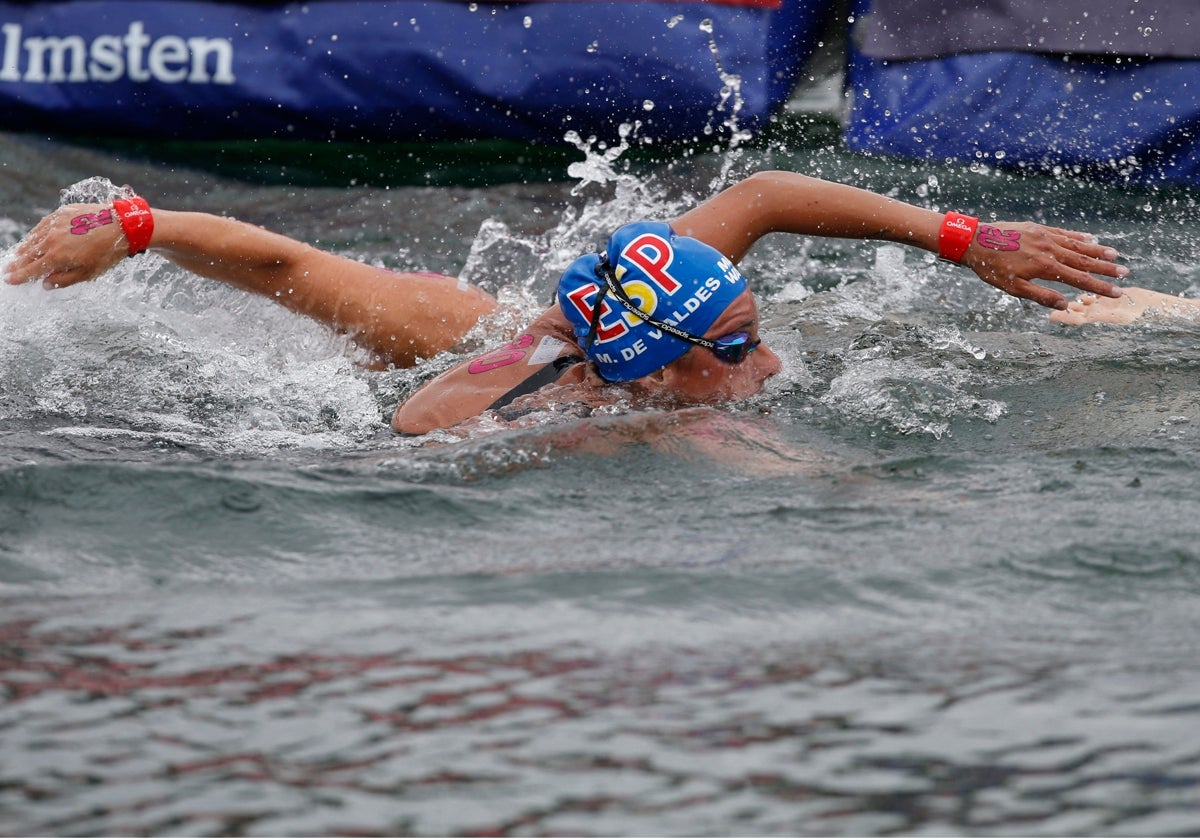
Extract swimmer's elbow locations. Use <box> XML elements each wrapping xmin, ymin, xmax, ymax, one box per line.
<box><xmin>391</xmin><ymin>404</ymin><xmax>438</xmax><ymax>436</ymax></box>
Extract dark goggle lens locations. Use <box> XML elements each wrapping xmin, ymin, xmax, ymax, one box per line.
<box><xmin>711</xmin><ymin>332</ymin><xmax>760</xmax><ymax>364</ymax></box>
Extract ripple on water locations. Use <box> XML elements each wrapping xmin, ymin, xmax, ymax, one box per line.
<box><xmin>4</xmin><ymin>129</ymin><xmax>1200</xmax><ymax>836</ymax></box>
<box><xmin>4</xmin><ymin>590</ymin><xmax>1200</xmax><ymax>836</ymax></box>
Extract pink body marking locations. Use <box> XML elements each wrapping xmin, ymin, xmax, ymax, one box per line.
<box><xmin>468</xmin><ymin>333</ymin><xmax>535</xmax><ymax>374</ymax></box>
<box><xmin>977</xmin><ymin>225</ymin><xmax>1021</xmax><ymax>252</ymax></box>
<box><xmin>69</xmin><ymin>209</ymin><xmax>116</xmax><ymax>236</ymax></box>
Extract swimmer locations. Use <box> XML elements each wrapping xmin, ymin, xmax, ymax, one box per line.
<box><xmin>4</xmin><ymin>171</ymin><xmax>1127</xmax><ymax>434</ymax></box>
<box><xmin>1050</xmin><ymin>286</ymin><xmax>1200</xmax><ymax>325</ymax></box>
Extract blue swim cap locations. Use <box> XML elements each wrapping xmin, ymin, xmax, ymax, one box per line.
<box><xmin>556</xmin><ymin>221</ymin><xmax>748</xmax><ymax>382</ymax></box>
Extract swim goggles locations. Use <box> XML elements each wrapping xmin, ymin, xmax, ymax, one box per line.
<box><xmin>585</xmin><ymin>260</ymin><xmax>761</xmax><ymax>365</ymax></box>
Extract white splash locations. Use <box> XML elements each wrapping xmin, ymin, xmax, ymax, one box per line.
<box><xmin>0</xmin><ymin>256</ymin><xmax>384</xmax><ymax>452</ymax></box>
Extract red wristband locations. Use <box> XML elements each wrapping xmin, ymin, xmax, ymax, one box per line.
<box><xmin>938</xmin><ymin>211</ymin><xmax>979</xmax><ymax>263</ymax></box>
<box><xmin>112</xmin><ymin>196</ymin><xmax>154</xmax><ymax>256</ymax></box>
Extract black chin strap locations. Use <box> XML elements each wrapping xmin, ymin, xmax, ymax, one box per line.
<box><xmin>582</xmin><ymin>258</ymin><xmax>611</xmax><ymax>353</ymax></box>
<box><xmin>593</xmin><ymin>259</ymin><xmax>719</xmax><ymax>351</ymax></box>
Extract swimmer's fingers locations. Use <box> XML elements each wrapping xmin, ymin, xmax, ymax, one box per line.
<box><xmin>4</xmin><ymin>205</ymin><xmax>126</xmax><ymax>288</ymax></box>
<box><xmin>1043</xmin><ymin>226</ymin><xmax>1104</xmax><ymax>247</ymax></box>
<box><xmin>995</xmin><ymin>276</ymin><xmax>1076</xmax><ymax>310</ymax></box>
<box><xmin>6</xmin><ymin>237</ymin><xmax>99</xmax><ymax>289</ymax></box>
<box><xmin>1050</xmin><ymin>287</ymin><xmax>1196</xmax><ymax>326</ymax></box>
<box><xmin>1023</xmin><ymin>225</ymin><xmax>1126</xmax><ymax>297</ymax></box>
<box><xmin>3</xmin><ymin>230</ymin><xmax>53</xmax><ymax>286</ymax></box>
<box><xmin>1036</xmin><ymin>252</ymin><xmax>1124</xmax><ymax>299</ymax></box>
<box><xmin>1047</xmin><ymin>294</ymin><xmax>1095</xmax><ymax>325</ymax></box>
<box><xmin>963</xmin><ymin>221</ymin><xmax>1126</xmax><ymax>309</ymax></box>
<box><xmin>1048</xmin><ymin>229</ymin><xmax>1129</xmax><ymax>288</ymax></box>
<box><xmin>1048</xmin><ymin>309</ymin><xmax>1087</xmax><ymax>325</ymax></box>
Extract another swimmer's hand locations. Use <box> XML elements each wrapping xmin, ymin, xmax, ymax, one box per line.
<box><xmin>960</xmin><ymin>221</ymin><xmax>1127</xmax><ymax>310</ymax></box>
<box><xmin>3</xmin><ymin>203</ymin><xmax>130</xmax><ymax>289</ymax></box>
<box><xmin>1050</xmin><ymin>287</ymin><xmax>1200</xmax><ymax>326</ymax></box>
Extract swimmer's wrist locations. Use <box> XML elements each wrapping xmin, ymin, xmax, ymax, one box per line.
<box><xmin>112</xmin><ymin>195</ymin><xmax>154</xmax><ymax>256</ymax></box>
<box><xmin>937</xmin><ymin>211</ymin><xmax>979</xmax><ymax>263</ymax></box>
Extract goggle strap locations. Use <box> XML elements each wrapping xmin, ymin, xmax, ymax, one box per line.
<box><xmin>596</xmin><ymin>261</ymin><xmax>716</xmax><ymax>351</ymax></box>
<box><xmin>582</xmin><ymin>264</ymin><xmax>608</xmax><ymax>353</ymax></box>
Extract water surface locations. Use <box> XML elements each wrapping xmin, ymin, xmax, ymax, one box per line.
<box><xmin>2</xmin><ymin>124</ymin><xmax>1200</xmax><ymax>836</ymax></box>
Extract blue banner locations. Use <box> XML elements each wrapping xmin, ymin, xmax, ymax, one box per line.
<box><xmin>845</xmin><ymin>0</ymin><xmax>1200</xmax><ymax>189</ymax></box>
<box><xmin>0</xmin><ymin>0</ymin><xmax>829</xmax><ymax>143</ymax></box>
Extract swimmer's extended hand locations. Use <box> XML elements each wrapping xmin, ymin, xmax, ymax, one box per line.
<box><xmin>4</xmin><ymin>203</ymin><xmax>131</xmax><ymax>288</ymax></box>
<box><xmin>671</xmin><ymin>173</ymin><xmax>1128</xmax><ymax>312</ymax></box>
<box><xmin>960</xmin><ymin>222</ymin><xmax>1127</xmax><ymax>310</ymax></box>
<box><xmin>1050</xmin><ymin>287</ymin><xmax>1200</xmax><ymax>325</ymax></box>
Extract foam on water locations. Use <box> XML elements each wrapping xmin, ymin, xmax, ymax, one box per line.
<box><xmin>0</xmin><ymin>252</ymin><xmax>384</xmax><ymax>452</ymax></box>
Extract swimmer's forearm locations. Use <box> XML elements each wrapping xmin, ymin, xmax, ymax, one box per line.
<box><xmin>149</xmin><ymin>210</ymin><xmax>328</xmax><ymax>295</ymax></box>
<box><xmin>672</xmin><ymin>171</ymin><xmax>942</xmax><ymax>260</ymax></box>
<box><xmin>150</xmin><ymin>209</ymin><xmax>496</xmax><ymax>366</ymax></box>
<box><xmin>741</xmin><ymin>171</ymin><xmax>943</xmax><ymax>247</ymax></box>
<box><xmin>7</xmin><ymin>200</ymin><xmax>493</xmax><ymax>366</ymax></box>
<box><xmin>674</xmin><ymin>170</ymin><xmax>1124</xmax><ymax>309</ymax></box>
<box><xmin>149</xmin><ymin>210</ymin><xmax>375</xmax><ymax>332</ymax></box>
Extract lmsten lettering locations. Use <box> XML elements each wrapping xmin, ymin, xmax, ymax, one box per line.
<box><xmin>0</xmin><ymin>22</ymin><xmax>235</xmax><ymax>84</ymax></box>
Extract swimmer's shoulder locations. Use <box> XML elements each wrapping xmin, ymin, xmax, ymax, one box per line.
<box><xmin>391</xmin><ymin>308</ymin><xmax>586</xmax><ymax>435</ymax></box>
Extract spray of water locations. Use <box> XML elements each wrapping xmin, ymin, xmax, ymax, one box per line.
<box><xmin>0</xmin><ymin>219</ymin><xmax>384</xmax><ymax>452</ymax></box>
<box><xmin>696</xmin><ymin>17</ymin><xmax>753</xmax><ymax>189</ymax></box>
<box><xmin>58</xmin><ymin>176</ymin><xmax>134</xmax><ymax>206</ymax></box>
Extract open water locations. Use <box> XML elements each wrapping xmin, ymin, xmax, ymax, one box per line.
<box><xmin>3</xmin><ymin>113</ymin><xmax>1200</xmax><ymax>836</ymax></box>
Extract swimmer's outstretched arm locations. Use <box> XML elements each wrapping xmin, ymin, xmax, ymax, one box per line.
<box><xmin>671</xmin><ymin>171</ymin><xmax>1128</xmax><ymax>310</ymax></box>
<box><xmin>4</xmin><ymin>202</ymin><xmax>496</xmax><ymax>367</ymax></box>
<box><xmin>1050</xmin><ymin>287</ymin><xmax>1200</xmax><ymax>325</ymax></box>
